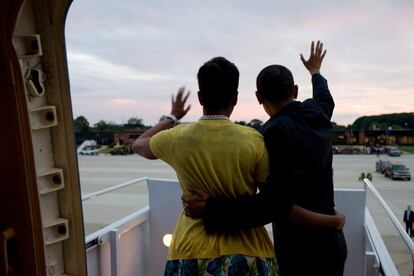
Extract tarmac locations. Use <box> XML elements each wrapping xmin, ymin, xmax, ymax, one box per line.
<box><xmin>79</xmin><ymin>153</ymin><xmax>414</xmax><ymax>274</ymax></box>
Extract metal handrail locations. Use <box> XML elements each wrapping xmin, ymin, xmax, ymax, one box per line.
<box><xmin>81</xmin><ymin>177</ymin><xmax>148</xmax><ymax>201</ymax></box>
<box><xmin>81</xmin><ymin>177</ymin><xmax>179</xmax><ymax>201</ymax></box>
<box><xmin>365</xmin><ymin>208</ymin><xmax>397</xmax><ymax>275</ymax></box>
<box><xmin>364</xmin><ymin>178</ymin><xmax>414</xmax><ymax>274</ymax></box>
<box><xmin>85</xmin><ymin>206</ymin><xmax>150</xmax><ymax>245</ymax></box>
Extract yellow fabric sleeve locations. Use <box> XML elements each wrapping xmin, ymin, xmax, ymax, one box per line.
<box><xmin>149</xmin><ymin>128</ymin><xmax>175</xmax><ymax>164</ymax></box>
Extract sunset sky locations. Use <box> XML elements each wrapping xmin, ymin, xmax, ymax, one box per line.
<box><xmin>65</xmin><ymin>0</ymin><xmax>414</xmax><ymax>126</ymax></box>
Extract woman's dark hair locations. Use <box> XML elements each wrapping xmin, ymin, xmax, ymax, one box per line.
<box><xmin>197</xmin><ymin>57</ymin><xmax>239</xmax><ymax>111</ymax></box>
<box><xmin>256</xmin><ymin>65</ymin><xmax>294</xmax><ymax>103</ymax></box>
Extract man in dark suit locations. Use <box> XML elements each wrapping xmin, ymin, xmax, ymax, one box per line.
<box><xmin>404</xmin><ymin>205</ymin><xmax>414</xmax><ymax>237</ymax></box>
<box><xmin>183</xmin><ymin>41</ymin><xmax>347</xmax><ymax>276</ymax></box>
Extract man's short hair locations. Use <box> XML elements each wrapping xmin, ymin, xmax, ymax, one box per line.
<box><xmin>197</xmin><ymin>57</ymin><xmax>239</xmax><ymax>111</ymax></box>
<box><xmin>256</xmin><ymin>65</ymin><xmax>294</xmax><ymax>103</ymax></box>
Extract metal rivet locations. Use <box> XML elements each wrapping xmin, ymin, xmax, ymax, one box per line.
<box><xmin>30</xmin><ymin>39</ymin><xmax>39</xmax><ymax>52</ymax></box>
<box><xmin>98</xmin><ymin>237</ymin><xmax>104</xmax><ymax>245</ymax></box>
<box><xmin>57</xmin><ymin>224</ymin><xmax>67</xmax><ymax>235</ymax></box>
<box><xmin>45</xmin><ymin>111</ymin><xmax>54</xmax><ymax>122</ymax></box>
<box><xmin>52</xmin><ymin>174</ymin><xmax>62</xmax><ymax>185</ymax></box>
<box><xmin>48</xmin><ymin>265</ymin><xmax>55</xmax><ymax>275</ymax></box>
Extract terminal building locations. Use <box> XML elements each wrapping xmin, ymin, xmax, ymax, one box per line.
<box><xmin>333</xmin><ymin>129</ymin><xmax>414</xmax><ymax>145</ymax></box>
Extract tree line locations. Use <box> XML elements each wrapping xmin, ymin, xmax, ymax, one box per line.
<box><xmin>73</xmin><ymin>116</ymin><xmax>150</xmax><ymax>133</ymax></box>
<box><xmin>73</xmin><ymin>116</ymin><xmax>265</xmax><ymax>133</ymax></box>
<box><xmin>74</xmin><ymin>112</ymin><xmax>414</xmax><ymax>133</ymax></box>
<box><xmin>333</xmin><ymin>112</ymin><xmax>414</xmax><ymax>131</ymax></box>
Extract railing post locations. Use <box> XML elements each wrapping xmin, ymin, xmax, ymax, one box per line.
<box><xmin>110</xmin><ymin>230</ymin><xmax>120</xmax><ymax>276</ymax></box>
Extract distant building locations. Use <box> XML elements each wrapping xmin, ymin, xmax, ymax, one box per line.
<box><xmin>114</xmin><ymin>130</ymin><xmax>145</xmax><ymax>145</ymax></box>
<box><xmin>113</xmin><ymin>124</ymin><xmax>148</xmax><ymax>145</ymax></box>
<box><xmin>333</xmin><ymin>129</ymin><xmax>414</xmax><ymax>145</ymax></box>
<box><xmin>75</xmin><ymin>123</ymin><xmax>149</xmax><ymax>146</ymax></box>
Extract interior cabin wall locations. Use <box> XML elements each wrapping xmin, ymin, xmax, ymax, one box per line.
<box><xmin>0</xmin><ymin>0</ymin><xmax>86</xmax><ymax>275</ymax></box>
<box><xmin>0</xmin><ymin>0</ymin><xmax>46</xmax><ymax>275</ymax></box>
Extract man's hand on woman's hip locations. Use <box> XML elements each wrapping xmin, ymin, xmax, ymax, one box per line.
<box><xmin>182</xmin><ymin>188</ymin><xmax>208</xmax><ymax>218</ymax></box>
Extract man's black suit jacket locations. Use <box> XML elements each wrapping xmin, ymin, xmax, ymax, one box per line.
<box><xmin>203</xmin><ymin>74</ymin><xmax>346</xmax><ymax>274</ymax></box>
<box><xmin>204</xmin><ymin>73</ymin><xmax>335</xmax><ymax>229</ymax></box>
<box><xmin>404</xmin><ymin>210</ymin><xmax>414</xmax><ymax>224</ymax></box>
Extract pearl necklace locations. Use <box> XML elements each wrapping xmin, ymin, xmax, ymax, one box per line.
<box><xmin>199</xmin><ymin>115</ymin><xmax>230</xmax><ymax>121</ymax></box>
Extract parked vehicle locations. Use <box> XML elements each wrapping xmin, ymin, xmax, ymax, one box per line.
<box><xmin>384</xmin><ymin>162</ymin><xmax>411</xmax><ymax>180</ymax></box>
<box><xmin>387</xmin><ymin>147</ymin><xmax>401</xmax><ymax>157</ymax></box>
<box><xmin>77</xmin><ymin>139</ymin><xmax>97</xmax><ymax>154</ymax></box>
<box><xmin>79</xmin><ymin>145</ymin><xmax>100</xmax><ymax>155</ymax></box>
<box><xmin>375</xmin><ymin>160</ymin><xmax>390</xmax><ymax>174</ymax></box>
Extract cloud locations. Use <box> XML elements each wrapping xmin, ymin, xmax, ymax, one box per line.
<box><xmin>111</xmin><ymin>98</ymin><xmax>137</xmax><ymax>105</ymax></box>
<box><xmin>66</xmin><ymin>0</ymin><xmax>414</xmax><ymax>125</ymax></box>
<box><xmin>67</xmin><ymin>51</ymin><xmax>170</xmax><ymax>82</ymax></box>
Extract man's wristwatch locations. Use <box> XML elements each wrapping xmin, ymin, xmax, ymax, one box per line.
<box><xmin>165</xmin><ymin>114</ymin><xmax>178</xmax><ymax>124</ymax></box>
